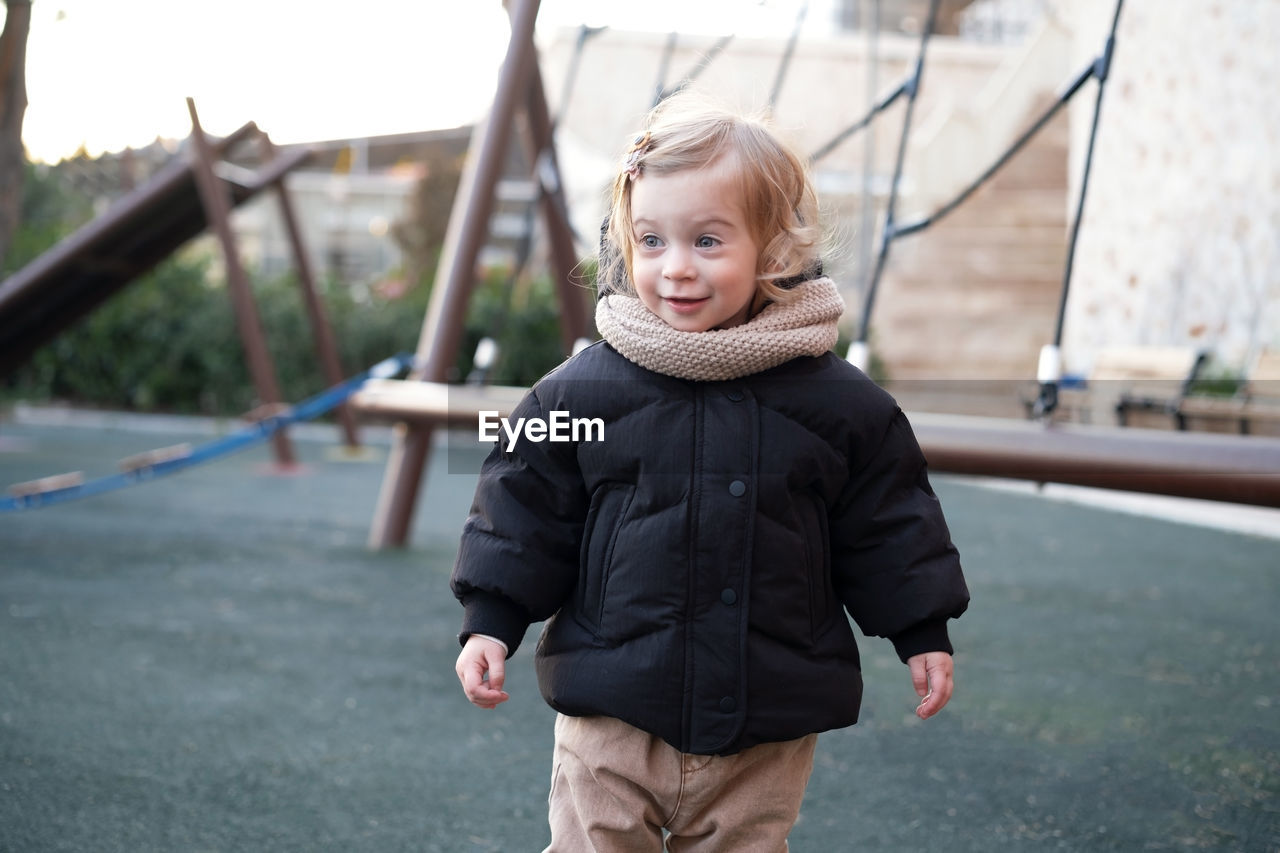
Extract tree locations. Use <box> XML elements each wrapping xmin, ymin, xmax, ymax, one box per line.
<box><xmin>390</xmin><ymin>144</ymin><xmax>464</xmax><ymax>291</ymax></box>
<box><xmin>0</xmin><ymin>0</ymin><xmax>32</xmax><ymax>268</ymax></box>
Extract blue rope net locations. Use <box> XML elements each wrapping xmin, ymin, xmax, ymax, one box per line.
<box><xmin>1</xmin><ymin>354</ymin><xmax>414</xmax><ymax>514</ymax></box>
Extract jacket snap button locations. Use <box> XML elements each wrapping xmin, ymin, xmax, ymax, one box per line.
<box><xmin>728</xmin><ymin>480</ymin><xmax>746</xmax><ymax>497</ymax></box>
<box><xmin>726</xmin><ymin>388</ymin><xmax>744</xmax><ymax>402</ymax></box>
<box><xmin>720</xmin><ymin>588</ymin><xmax>737</xmax><ymax>605</ymax></box>
<box><xmin>719</xmin><ymin>696</ymin><xmax>736</xmax><ymax>713</ymax></box>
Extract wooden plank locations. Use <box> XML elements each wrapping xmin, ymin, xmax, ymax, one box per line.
<box><xmin>8</xmin><ymin>471</ymin><xmax>85</xmax><ymax>498</ymax></box>
<box><xmin>350</xmin><ymin>379</ymin><xmax>528</xmax><ymax>428</ymax></box>
<box><xmin>118</xmin><ymin>443</ymin><xmax>193</xmax><ymax>473</ymax></box>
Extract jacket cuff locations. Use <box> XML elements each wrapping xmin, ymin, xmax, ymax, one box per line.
<box><xmin>459</xmin><ymin>592</ymin><xmax>529</xmax><ymax>658</ymax></box>
<box><xmin>890</xmin><ymin>619</ymin><xmax>954</xmax><ymax>663</ymax></box>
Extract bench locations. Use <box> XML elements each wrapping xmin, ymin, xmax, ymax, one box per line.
<box><xmin>1175</xmin><ymin>349</ymin><xmax>1280</xmax><ymax>434</ymax></box>
<box><xmin>1043</xmin><ymin>346</ymin><xmax>1206</xmax><ymax>426</ymax></box>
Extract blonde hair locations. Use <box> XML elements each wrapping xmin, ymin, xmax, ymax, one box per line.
<box><xmin>600</xmin><ymin>94</ymin><xmax>822</xmax><ymax>310</ymax></box>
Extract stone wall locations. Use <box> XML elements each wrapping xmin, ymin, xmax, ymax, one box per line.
<box><xmin>1061</xmin><ymin>0</ymin><xmax>1280</xmax><ymax>375</ymax></box>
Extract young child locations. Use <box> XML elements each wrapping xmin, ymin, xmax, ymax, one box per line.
<box><xmin>452</xmin><ymin>94</ymin><xmax>970</xmax><ymax>851</ymax></box>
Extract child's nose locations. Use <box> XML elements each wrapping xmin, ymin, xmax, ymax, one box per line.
<box><xmin>662</xmin><ymin>246</ymin><xmax>695</xmax><ymax>280</ymax></box>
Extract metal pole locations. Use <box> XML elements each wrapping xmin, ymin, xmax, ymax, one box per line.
<box><xmin>185</xmin><ymin>98</ymin><xmax>296</xmax><ymax>468</ymax></box>
<box><xmin>367</xmin><ymin>0</ymin><xmax>543</xmax><ymax>548</ymax></box>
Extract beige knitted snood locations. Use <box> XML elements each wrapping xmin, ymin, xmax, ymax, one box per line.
<box><xmin>594</xmin><ymin>277</ymin><xmax>845</xmax><ymax>382</ymax></box>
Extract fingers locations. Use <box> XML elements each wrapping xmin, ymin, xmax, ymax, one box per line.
<box><xmin>909</xmin><ymin>655</ymin><xmax>929</xmax><ymax>698</ymax></box>
<box><xmin>456</xmin><ymin>637</ymin><xmax>511</xmax><ymax>710</ymax></box>
<box><xmin>486</xmin><ymin>651</ymin><xmax>506</xmax><ymax>695</ymax></box>
<box><xmin>907</xmin><ymin>652</ymin><xmax>954</xmax><ymax>720</ymax></box>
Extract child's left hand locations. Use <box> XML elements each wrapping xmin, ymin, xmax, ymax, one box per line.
<box><xmin>907</xmin><ymin>651</ymin><xmax>954</xmax><ymax>720</ymax></box>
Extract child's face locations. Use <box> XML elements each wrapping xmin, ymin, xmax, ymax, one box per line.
<box><xmin>628</xmin><ymin>158</ymin><xmax>760</xmax><ymax>332</ymax></box>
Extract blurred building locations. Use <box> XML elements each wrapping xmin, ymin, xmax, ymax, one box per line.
<box><xmin>228</xmin><ymin>128</ymin><xmax>470</xmax><ymax>291</ymax></box>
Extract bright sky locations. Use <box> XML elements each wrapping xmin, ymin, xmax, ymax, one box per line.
<box><xmin>18</xmin><ymin>0</ymin><xmax>836</xmax><ymax>164</ymax></box>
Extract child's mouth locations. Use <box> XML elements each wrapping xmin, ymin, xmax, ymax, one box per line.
<box><xmin>664</xmin><ymin>297</ymin><xmax>709</xmax><ymax>314</ymax></box>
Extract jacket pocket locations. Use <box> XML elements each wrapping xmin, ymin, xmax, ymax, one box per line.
<box><xmin>804</xmin><ymin>491</ymin><xmax>837</xmax><ymax>642</ymax></box>
<box><xmin>577</xmin><ymin>483</ymin><xmax>636</xmax><ymax>632</ymax></box>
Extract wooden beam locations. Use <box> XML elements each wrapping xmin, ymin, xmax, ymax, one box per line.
<box><xmin>258</xmin><ymin>133</ymin><xmax>361</xmax><ymax>450</ymax></box>
<box><xmin>367</xmin><ymin>0</ymin><xmax>544</xmax><ymax>548</ymax></box>
<box><xmin>911</xmin><ymin>412</ymin><xmax>1280</xmax><ymax>508</ymax></box>
<box><xmin>186</xmin><ymin>98</ymin><xmax>296</xmax><ymax>468</ymax></box>
<box><xmin>353</xmin><ymin>378</ymin><xmax>1280</xmax><ymax>508</ymax></box>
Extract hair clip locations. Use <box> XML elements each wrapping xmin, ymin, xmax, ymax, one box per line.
<box><xmin>623</xmin><ymin>132</ymin><xmax>651</xmax><ymax>181</ymax></box>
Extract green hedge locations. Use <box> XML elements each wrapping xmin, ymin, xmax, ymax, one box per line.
<box><xmin>3</xmin><ymin>252</ymin><xmax>574</xmax><ymax>416</ymax></box>
<box><xmin>2</xmin><ymin>157</ymin><xmax>581</xmax><ymax>415</ymax></box>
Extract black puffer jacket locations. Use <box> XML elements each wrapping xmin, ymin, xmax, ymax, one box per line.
<box><xmin>451</xmin><ymin>341</ymin><xmax>968</xmax><ymax>755</ymax></box>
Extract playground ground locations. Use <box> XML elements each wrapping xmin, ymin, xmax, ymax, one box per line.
<box><xmin>1</xmin><ymin>410</ymin><xmax>1277</xmax><ymax>852</ymax></box>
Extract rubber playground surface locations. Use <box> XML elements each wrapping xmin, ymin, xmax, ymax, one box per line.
<box><xmin>1</xmin><ymin>415</ymin><xmax>1277</xmax><ymax>852</ymax></box>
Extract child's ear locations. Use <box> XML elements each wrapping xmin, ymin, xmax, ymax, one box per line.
<box><xmin>751</xmin><ymin>287</ymin><xmax>772</xmax><ymax>316</ymax></box>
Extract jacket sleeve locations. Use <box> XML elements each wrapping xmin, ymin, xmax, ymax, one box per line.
<box><xmin>450</xmin><ymin>387</ymin><xmax>589</xmax><ymax>656</ymax></box>
<box><xmin>829</xmin><ymin>408</ymin><xmax>970</xmax><ymax>662</ymax></box>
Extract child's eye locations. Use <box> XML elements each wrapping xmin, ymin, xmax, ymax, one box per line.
<box><xmin>640</xmin><ymin>235</ymin><xmax>661</xmax><ymax>248</ymax></box>
<box><xmin>696</xmin><ymin>235</ymin><xmax>718</xmax><ymax>248</ymax></box>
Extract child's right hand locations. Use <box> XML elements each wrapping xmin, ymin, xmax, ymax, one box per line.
<box><xmin>455</xmin><ymin>635</ymin><xmax>510</xmax><ymax>709</ymax></box>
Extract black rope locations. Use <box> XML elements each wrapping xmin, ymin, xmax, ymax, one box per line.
<box><xmin>655</xmin><ymin>33</ymin><xmax>736</xmax><ymax>106</ymax></box>
<box><xmin>769</xmin><ymin>1</ymin><xmax>809</xmax><ymax>108</ymax></box>
<box><xmin>855</xmin><ymin>0</ymin><xmax>941</xmax><ymax>345</ymax></box>
<box><xmin>1056</xmin><ymin>3</ymin><xmax>1121</xmax><ymax>347</ymax></box>
<box><xmin>854</xmin><ymin>0</ymin><xmax>883</xmax><ymax>325</ymax></box>
<box><xmin>1033</xmin><ymin>0</ymin><xmax>1124</xmax><ymax>418</ymax></box>
<box><xmin>892</xmin><ymin>59</ymin><xmax>1096</xmax><ymax>240</ymax></box>
<box><xmin>543</xmin><ymin>23</ymin><xmax>604</xmax><ymax>258</ymax></box>
<box><xmin>844</xmin><ymin>0</ymin><xmax>1126</xmax><ymax>418</ymax></box>
<box><xmin>533</xmin><ymin>148</ymin><xmax>592</xmax><ymax>258</ymax></box>
<box><xmin>554</xmin><ymin>24</ymin><xmax>607</xmax><ymax>130</ymax></box>
<box><xmin>809</xmin><ymin>77</ymin><xmax>909</xmax><ymax>164</ymax></box>
<box><xmin>653</xmin><ymin>32</ymin><xmax>680</xmax><ymax>107</ymax></box>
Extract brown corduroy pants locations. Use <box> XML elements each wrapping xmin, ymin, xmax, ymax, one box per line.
<box><xmin>544</xmin><ymin>714</ymin><xmax>818</xmax><ymax>853</ymax></box>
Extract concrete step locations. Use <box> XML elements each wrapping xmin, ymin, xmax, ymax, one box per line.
<box><xmin>890</xmin><ymin>247</ymin><xmax>1068</xmax><ymax>277</ymax></box>
<box><xmin>885</xmin><ymin>266</ymin><xmax>1069</xmax><ymax>290</ymax></box>
<box><xmin>896</xmin><ymin>224</ymin><xmax>1068</xmax><ymax>248</ymax></box>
